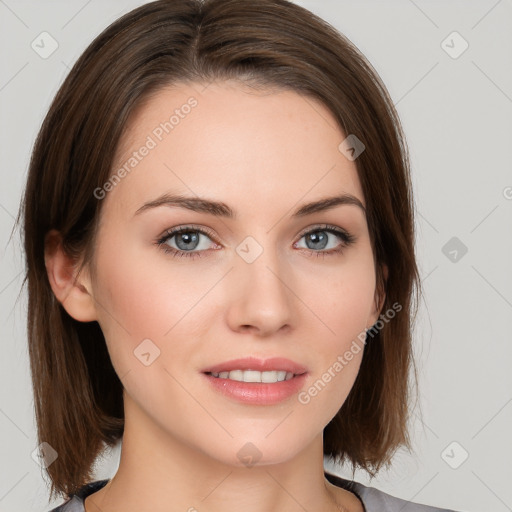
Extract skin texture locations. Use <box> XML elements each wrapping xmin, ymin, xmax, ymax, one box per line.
<box><xmin>45</xmin><ymin>80</ymin><xmax>385</xmax><ymax>512</ymax></box>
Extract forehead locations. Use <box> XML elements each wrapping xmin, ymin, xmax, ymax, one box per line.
<box><xmin>105</xmin><ymin>80</ymin><xmax>365</xmax><ymax>220</ymax></box>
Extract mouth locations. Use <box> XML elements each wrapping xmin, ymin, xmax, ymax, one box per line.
<box><xmin>202</xmin><ymin>356</ymin><xmax>308</xmax><ymax>388</ymax></box>
<box><xmin>202</xmin><ymin>358</ymin><xmax>309</xmax><ymax>405</ymax></box>
<box><xmin>205</xmin><ymin>369</ymin><xmax>302</xmax><ymax>383</ymax></box>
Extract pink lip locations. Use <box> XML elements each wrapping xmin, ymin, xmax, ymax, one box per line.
<box><xmin>202</xmin><ymin>356</ymin><xmax>307</xmax><ymax>375</ymax></box>
<box><xmin>202</xmin><ymin>372</ymin><xmax>308</xmax><ymax>405</ymax></box>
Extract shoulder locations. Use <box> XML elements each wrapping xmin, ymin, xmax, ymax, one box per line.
<box><xmin>47</xmin><ymin>496</ymin><xmax>83</xmax><ymax>512</ymax></box>
<box><xmin>47</xmin><ymin>480</ymin><xmax>110</xmax><ymax>512</ymax></box>
<box><xmin>325</xmin><ymin>472</ymin><xmax>462</xmax><ymax>512</ymax></box>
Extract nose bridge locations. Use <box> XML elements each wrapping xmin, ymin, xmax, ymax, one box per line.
<box><xmin>226</xmin><ymin>236</ymin><xmax>294</xmax><ymax>335</ymax></box>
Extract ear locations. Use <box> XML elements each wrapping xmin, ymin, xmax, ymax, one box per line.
<box><xmin>44</xmin><ymin>229</ymin><xmax>97</xmax><ymax>322</ymax></box>
<box><xmin>368</xmin><ymin>263</ymin><xmax>388</xmax><ymax>327</ymax></box>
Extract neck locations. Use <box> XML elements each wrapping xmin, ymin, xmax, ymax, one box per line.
<box><xmin>85</xmin><ymin>392</ymin><xmax>362</xmax><ymax>512</ymax></box>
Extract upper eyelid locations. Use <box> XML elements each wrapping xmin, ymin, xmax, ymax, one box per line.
<box><xmin>160</xmin><ymin>224</ymin><xmax>216</xmax><ymax>239</ymax></box>
<box><xmin>296</xmin><ymin>223</ymin><xmax>351</xmax><ymax>237</ymax></box>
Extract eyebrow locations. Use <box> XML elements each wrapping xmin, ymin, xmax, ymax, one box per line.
<box><xmin>133</xmin><ymin>193</ymin><xmax>366</xmax><ymax>219</ymax></box>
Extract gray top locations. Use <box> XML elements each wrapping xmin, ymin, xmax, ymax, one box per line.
<box><xmin>48</xmin><ymin>472</ymin><xmax>462</xmax><ymax>511</ymax></box>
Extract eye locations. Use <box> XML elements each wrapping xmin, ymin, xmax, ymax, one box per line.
<box><xmin>156</xmin><ymin>225</ymin><xmax>219</xmax><ymax>259</ymax></box>
<box><xmin>155</xmin><ymin>223</ymin><xmax>356</xmax><ymax>260</ymax></box>
<box><xmin>294</xmin><ymin>224</ymin><xmax>355</xmax><ymax>257</ymax></box>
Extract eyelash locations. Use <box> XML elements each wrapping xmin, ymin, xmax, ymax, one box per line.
<box><xmin>155</xmin><ymin>224</ymin><xmax>356</xmax><ymax>260</ymax></box>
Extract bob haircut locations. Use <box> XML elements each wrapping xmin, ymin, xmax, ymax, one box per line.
<box><xmin>18</xmin><ymin>0</ymin><xmax>420</xmax><ymax>501</ymax></box>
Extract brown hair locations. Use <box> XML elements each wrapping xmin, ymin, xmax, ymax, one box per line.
<box><xmin>17</xmin><ymin>0</ymin><xmax>420</xmax><ymax>501</ymax></box>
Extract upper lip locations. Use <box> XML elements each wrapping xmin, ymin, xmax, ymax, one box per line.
<box><xmin>202</xmin><ymin>357</ymin><xmax>307</xmax><ymax>375</ymax></box>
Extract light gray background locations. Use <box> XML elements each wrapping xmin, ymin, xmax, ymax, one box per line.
<box><xmin>1</xmin><ymin>1</ymin><xmax>511</xmax><ymax>511</ymax></box>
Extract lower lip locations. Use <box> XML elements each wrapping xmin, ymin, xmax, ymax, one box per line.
<box><xmin>202</xmin><ymin>372</ymin><xmax>308</xmax><ymax>405</ymax></box>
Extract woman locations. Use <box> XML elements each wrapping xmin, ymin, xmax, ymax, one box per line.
<box><xmin>19</xmin><ymin>0</ymin><xmax>462</xmax><ymax>510</ymax></box>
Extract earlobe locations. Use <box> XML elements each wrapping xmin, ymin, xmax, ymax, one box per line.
<box><xmin>44</xmin><ymin>230</ymin><xmax>97</xmax><ymax>322</ymax></box>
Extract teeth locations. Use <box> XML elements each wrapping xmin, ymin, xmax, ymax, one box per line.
<box><xmin>210</xmin><ymin>370</ymin><xmax>295</xmax><ymax>383</ymax></box>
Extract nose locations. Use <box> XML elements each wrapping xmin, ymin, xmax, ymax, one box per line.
<box><xmin>225</xmin><ymin>250</ymin><xmax>294</xmax><ymax>337</ymax></box>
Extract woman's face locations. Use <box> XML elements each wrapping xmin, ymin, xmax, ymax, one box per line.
<box><xmin>87</xmin><ymin>80</ymin><xmax>382</xmax><ymax>467</ymax></box>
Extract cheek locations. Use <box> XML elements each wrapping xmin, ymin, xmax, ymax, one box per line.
<box><xmin>308</xmin><ymin>253</ymin><xmax>376</xmax><ymax>343</ymax></box>
<box><xmin>292</xmin><ymin>250</ymin><xmax>376</xmax><ymax>409</ymax></box>
<box><xmin>91</xmin><ymin>238</ymin><xmax>220</xmax><ymax>370</ymax></box>
<box><xmin>94</xmin><ymin>238</ymin><xmax>193</xmax><ymax>331</ymax></box>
